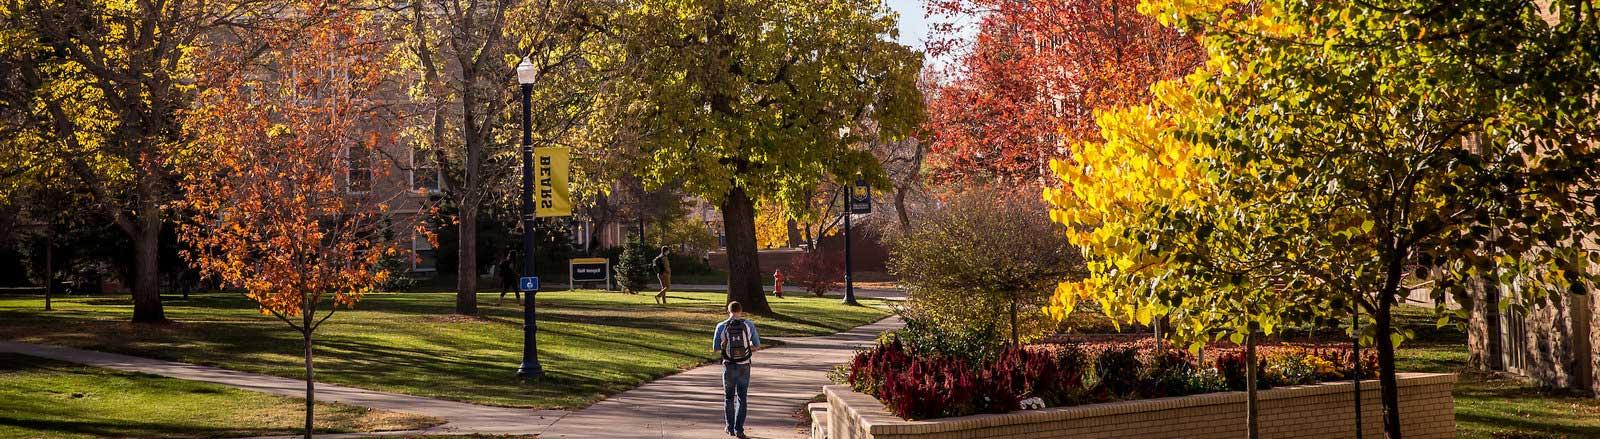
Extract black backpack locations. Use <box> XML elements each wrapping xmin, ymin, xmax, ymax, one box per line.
<box><xmin>721</xmin><ymin>319</ymin><xmax>753</xmax><ymax>363</ymax></box>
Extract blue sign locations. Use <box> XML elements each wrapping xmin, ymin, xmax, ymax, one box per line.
<box><xmin>849</xmin><ymin>179</ymin><xmax>872</xmax><ymax>214</ymax></box>
<box><xmin>519</xmin><ymin>276</ymin><xmax>540</xmax><ymax>292</ymax></box>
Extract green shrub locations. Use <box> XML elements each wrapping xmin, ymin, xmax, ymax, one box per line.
<box><xmin>889</xmin><ymin>315</ymin><xmax>1004</xmax><ymax>365</ymax></box>
<box><xmin>613</xmin><ymin>236</ymin><xmax>654</xmax><ymax>293</ymax></box>
<box><xmin>885</xmin><ymin>187</ymin><xmax>1083</xmax><ymax>346</ymax></box>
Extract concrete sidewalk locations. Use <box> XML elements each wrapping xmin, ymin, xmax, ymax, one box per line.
<box><xmin>0</xmin><ymin>341</ymin><xmax>567</xmax><ymax>436</ymax></box>
<box><xmin>667</xmin><ymin>284</ymin><xmax>906</xmax><ymax>301</ymax></box>
<box><xmin>540</xmin><ymin>316</ymin><xmax>902</xmax><ymax>439</ymax></box>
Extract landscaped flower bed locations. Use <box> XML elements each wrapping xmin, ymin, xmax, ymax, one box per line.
<box><xmin>845</xmin><ymin>334</ymin><xmax>1378</xmax><ymax>420</ymax></box>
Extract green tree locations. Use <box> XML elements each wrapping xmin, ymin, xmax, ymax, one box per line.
<box><xmin>597</xmin><ymin>0</ymin><xmax>924</xmax><ymax>314</ymax></box>
<box><xmin>613</xmin><ymin>235</ymin><xmax>654</xmax><ymax>294</ymax></box>
<box><xmin>0</xmin><ymin>0</ymin><xmax>280</xmax><ymax>322</ymax></box>
<box><xmin>1131</xmin><ymin>1</ymin><xmax>1600</xmax><ymax>437</ymax></box>
<box><xmin>397</xmin><ymin>0</ymin><xmax>604</xmax><ymax>315</ymax></box>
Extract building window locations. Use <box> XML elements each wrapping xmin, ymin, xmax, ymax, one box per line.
<box><xmin>412</xmin><ymin>232</ymin><xmax>437</xmax><ymax>272</ymax></box>
<box><xmin>347</xmin><ymin>145</ymin><xmax>373</xmax><ymax>194</ymax></box>
<box><xmin>411</xmin><ymin>145</ymin><xmax>441</xmax><ymax>194</ymax></box>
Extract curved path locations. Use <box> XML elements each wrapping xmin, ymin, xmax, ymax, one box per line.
<box><xmin>2</xmin><ymin>314</ymin><xmax>903</xmax><ymax>438</ymax></box>
<box><xmin>540</xmin><ymin>316</ymin><xmax>902</xmax><ymax>439</ymax></box>
<box><xmin>0</xmin><ymin>340</ymin><xmax>568</xmax><ymax>436</ymax></box>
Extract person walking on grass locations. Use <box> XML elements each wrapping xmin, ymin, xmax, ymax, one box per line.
<box><xmin>713</xmin><ymin>301</ymin><xmax>760</xmax><ymax>438</ymax></box>
<box><xmin>653</xmin><ymin>246</ymin><xmax>672</xmax><ymax>304</ymax></box>
<box><xmin>496</xmin><ymin>253</ymin><xmax>520</xmax><ymax>305</ymax></box>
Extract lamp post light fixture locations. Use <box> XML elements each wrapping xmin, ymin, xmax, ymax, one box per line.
<box><xmin>515</xmin><ymin>57</ymin><xmax>544</xmax><ymax>379</ymax></box>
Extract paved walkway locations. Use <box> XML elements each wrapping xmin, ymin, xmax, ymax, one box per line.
<box><xmin>3</xmin><ymin>314</ymin><xmax>903</xmax><ymax>438</ymax></box>
<box><xmin>540</xmin><ymin>316</ymin><xmax>902</xmax><ymax>439</ymax></box>
<box><xmin>668</xmin><ymin>284</ymin><xmax>907</xmax><ymax>301</ymax></box>
<box><xmin>0</xmin><ymin>341</ymin><xmax>568</xmax><ymax>436</ymax></box>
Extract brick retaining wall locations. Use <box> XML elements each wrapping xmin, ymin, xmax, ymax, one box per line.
<box><xmin>823</xmin><ymin>373</ymin><xmax>1455</xmax><ymax>439</ymax></box>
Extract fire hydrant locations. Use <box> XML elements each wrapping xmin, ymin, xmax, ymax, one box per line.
<box><xmin>773</xmin><ymin>269</ymin><xmax>785</xmax><ymax>299</ymax></box>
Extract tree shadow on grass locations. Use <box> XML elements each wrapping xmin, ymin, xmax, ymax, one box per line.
<box><xmin>0</xmin><ymin>417</ymin><xmax>349</xmax><ymax>438</ymax></box>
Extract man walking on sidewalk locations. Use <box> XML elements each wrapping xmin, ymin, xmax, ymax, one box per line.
<box><xmin>713</xmin><ymin>301</ymin><xmax>760</xmax><ymax>438</ymax></box>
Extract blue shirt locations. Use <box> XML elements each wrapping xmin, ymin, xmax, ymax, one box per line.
<box><xmin>713</xmin><ymin>318</ymin><xmax>760</xmax><ymax>358</ymax></box>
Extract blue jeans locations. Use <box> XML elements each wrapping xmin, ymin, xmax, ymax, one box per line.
<box><xmin>722</xmin><ymin>361</ymin><xmax>751</xmax><ymax>434</ymax></box>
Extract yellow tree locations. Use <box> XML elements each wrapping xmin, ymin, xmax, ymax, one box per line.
<box><xmin>1136</xmin><ymin>2</ymin><xmax>1600</xmax><ymax>437</ymax></box>
<box><xmin>176</xmin><ymin>3</ymin><xmax>410</xmax><ymax>437</ymax></box>
<box><xmin>754</xmin><ymin>201</ymin><xmax>790</xmax><ymax>249</ymax></box>
<box><xmin>1047</xmin><ymin>76</ymin><xmax>1345</xmax><ymax>438</ymax></box>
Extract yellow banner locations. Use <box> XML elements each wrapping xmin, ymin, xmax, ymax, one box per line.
<box><xmin>535</xmin><ymin>146</ymin><xmax>572</xmax><ymax>218</ymax></box>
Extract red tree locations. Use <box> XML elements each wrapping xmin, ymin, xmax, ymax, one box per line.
<box><xmin>923</xmin><ymin>0</ymin><xmax>1202</xmax><ymax>184</ymax></box>
<box><xmin>176</xmin><ymin>3</ymin><xmax>412</xmax><ymax>437</ymax></box>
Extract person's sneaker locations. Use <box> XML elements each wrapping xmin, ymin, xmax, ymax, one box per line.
<box><xmin>735</xmin><ymin>432</ymin><xmax>749</xmax><ymax>439</ymax></box>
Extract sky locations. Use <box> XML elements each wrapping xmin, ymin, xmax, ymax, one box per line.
<box><xmin>883</xmin><ymin>0</ymin><xmax>976</xmax><ymax>72</ymax></box>
<box><xmin>884</xmin><ymin>0</ymin><xmax>933</xmax><ymax>50</ymax></box>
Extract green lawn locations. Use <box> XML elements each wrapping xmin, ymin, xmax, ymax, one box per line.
<box><xmin>0</xmin><ymin>290</ymin><xmax>889</xmax><ymax>410</ymax></box>
<box><xmin>0</xmin><ymin>353</ymin><xmax>440</xmax><ymax>439</ymax></box>
<box><xmin>1395</xmin><ymin>344</ymin><xmax>1600</xmax><ymax>439</ymax></box>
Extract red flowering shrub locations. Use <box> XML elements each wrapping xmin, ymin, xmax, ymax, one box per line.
<box><xmin>1214</xmin><ymin>350</ymin><xmax>1271</xmax><ymax>391</ymax></box>
<box><xmin>847</xmin><ymin>336</ymin><xmax>1384</xmax><ymax>420</ymax></box>
<box><xmin>786</xmin><ymin>249</ymin><xmax>843</xmax><ymax>297</ymax></box>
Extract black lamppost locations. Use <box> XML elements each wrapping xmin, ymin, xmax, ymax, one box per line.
<box><xmin>515</xmin><ymin>57</ymin><xmax>543</xmax><ymax>378</ymax></box>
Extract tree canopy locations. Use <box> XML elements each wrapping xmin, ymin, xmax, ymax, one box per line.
<box><xmin>1052</xmin><ymin>1</ymin><xmax>1600</xmax><ymax>437</ymax></box>
<box><xmin>598</xmin><ymin>0</ymin><xmax>924</xmax><ymax>312</ymax></box>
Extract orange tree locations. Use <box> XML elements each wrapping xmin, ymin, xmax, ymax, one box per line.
<box><xmin>923</xmin><ymin>0</ymin><xmax>1199</xmax><ymax>184</ymax></box>
<box><xmin>175</xmin><ymin>3</ymin><xmax>409</xmax><ymax>437</ymax></box>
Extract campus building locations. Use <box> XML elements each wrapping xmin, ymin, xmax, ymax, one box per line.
<box><xmin>1466</xmin><ymin>282</ymin><xmax>1598</xmax><ymax>396</ymax></box>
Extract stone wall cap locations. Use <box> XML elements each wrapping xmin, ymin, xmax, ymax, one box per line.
<box><xmin>826</xmin><ymin>373</ymin><xmax>1456</xmax><ymax>435</ymax></box>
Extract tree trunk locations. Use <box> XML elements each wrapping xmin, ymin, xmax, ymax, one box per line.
<box><xmin>720</xmin><ymin>186</ymin><xmax>770</xmax><ymax>314</ymax></box>
<box><xmin>130</xmin><ymin>207</ymin><xmax>164</xmax><ymax>322</ymax></box>
<box><xmin>456</xmin><ymin>207</ymin><xmax>479</xmax><ymax>315</ymax></box>
<box><xmin>893</xmin><ymin>187</ymin><xmax>911</xmax><ymax>229</ymax></box>
<box><xmin>1375</xmin><ymin>297</ymin><xmax>1402</xmax><ymax>439</ymax></box>
<box><xmin>44</xmin><ymin>229</ymin><xmax>53</xmax><ymax>311</ymax></box>
<box><xmin>1009</xmin><ymin>298</ymin><xmax>1019</xmax><ymax>346</ymax></box>
<box><xmin>302</xmin><ymin>325</ymin><xmax>315</xmax><ymax>439</ymax></box>
<box><xmin>1246</xmin><ymin>332</ymin><xmax>1260</xmax><ymax>439</ymax></box>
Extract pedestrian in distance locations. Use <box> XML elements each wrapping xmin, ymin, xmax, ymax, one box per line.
<box><xmin>713</xmin><ymin>301</ymin><xmax>760</xmax><ymax>438</ymax></box>
<box><xmin>653</xmin><ymin>246</ymin><xmax>672</xmax><ymax>304</ymax></box>
<box><xmin>496</xmin><ymin>253</ymin><xmax>520</xmax><ymax>305</ymax></box>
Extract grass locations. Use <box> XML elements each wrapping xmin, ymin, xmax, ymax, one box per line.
<box><xmin>1396</xmin><ymin>342</ymin><xmax>1600</xmax><ymax>438</ymax></box>
<box><xmin>0</xmin><ymin>353</ymin><xmax>440</xmax><ymax>439</ymax></box>
<box><xmin>1050</xmin><ymin>302</ymin><xmax>1600</xmax><ymax>438</ymax></box>
<box><xmin>0</xmin><ymin>290</ymin><xmax>890</xmax><ymax>410</ymax></box>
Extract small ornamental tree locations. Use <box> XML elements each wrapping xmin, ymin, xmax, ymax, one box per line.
<box><xmin>176</xmin><ymin>4</ymin><xmax>407</xmax><ymax>438</ymax></box>
<box><xmin>786</xmin><ymin>249</ymin><xmax>843</xmax><ymax>297</ymax></box>
<box><xmin>613</xmin><ymin>235</ymin><xmax>654</xmax><ymax>294</ymax></box>
<box><xmin>888</xmin><ymin>186</ymin><xmax>1082</xmax><ymax>346</ymax></box>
